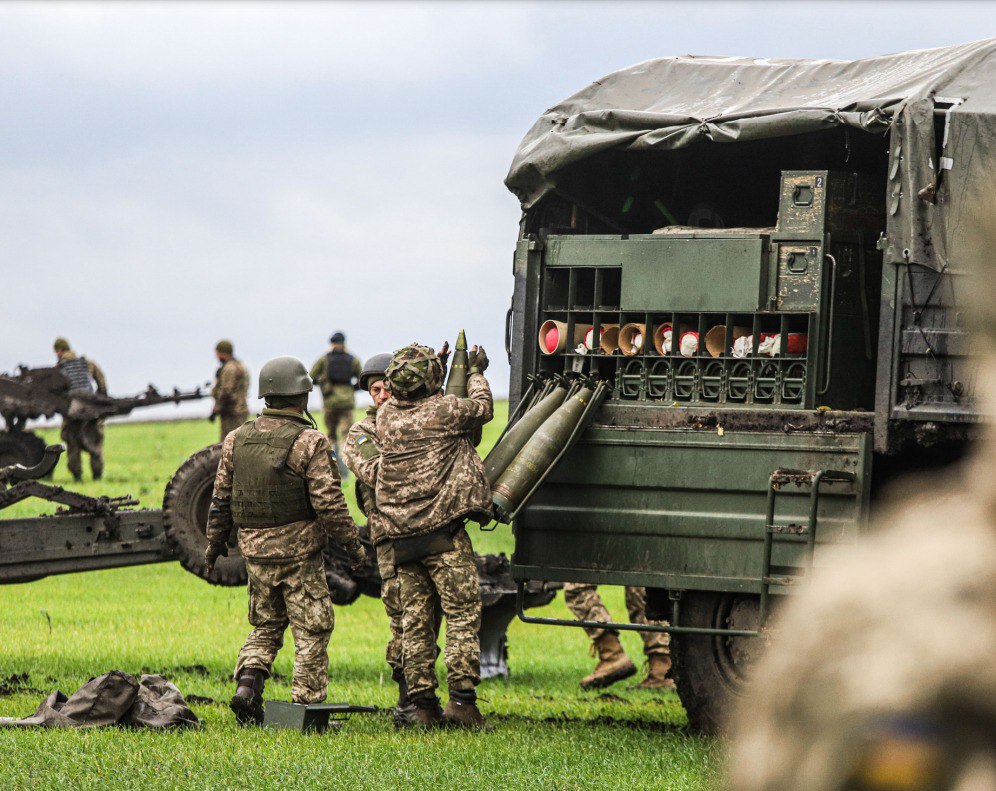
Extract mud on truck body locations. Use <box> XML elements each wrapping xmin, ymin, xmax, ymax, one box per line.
<box><xmin>500</xmin><ymin>41</ymin><xmax>996</xmax><ymax>732</ymax></box>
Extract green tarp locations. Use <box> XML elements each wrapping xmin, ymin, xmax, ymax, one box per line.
<box><xmin>506</xmin><ymin>39</ymin><xmax>996</xmax><ymax>272</ymax></box>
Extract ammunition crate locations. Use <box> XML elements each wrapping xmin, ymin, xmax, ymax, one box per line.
<box><xmin>530</xmin><ymin>171</ymin><xmax>883</xmax><ymax>411</ymax></box>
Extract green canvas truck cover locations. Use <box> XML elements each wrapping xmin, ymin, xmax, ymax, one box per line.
<box><xmin>505</xmin><ymin>39</ymin><xmax>996</xmax><ymax>275</ymax></box>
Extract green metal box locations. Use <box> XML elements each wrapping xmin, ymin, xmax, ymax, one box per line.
<box><xmin>262</xmin><ymin>701</ymin><xmax>375</xmax><ymax>733</ymax></box>
<box><xmin>620</xmin><ymin>236</ymin><xmax>769</xmax><ymax>313</ymax></box>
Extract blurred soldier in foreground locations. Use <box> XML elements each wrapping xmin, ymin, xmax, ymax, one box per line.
<box><xmin>727</xmin><ymin>366</ymin><xmax>996</xmax><ymax>791</ymax></box>
<box><xmin>375</xmin><ymin>343</ymin><xmax>493</xmax><ymax>728</ymax></box>
<box><xmin>210</xmin><ymin>339</ymin><xmax>250</xmax><ymax>440</ymax></box>
<box><xmin>203</xmin><ymin>356</ymin><xmax>365</xmax><ymax>725</ymax></box>
<box><xmin>310</xmin><ymin>331</ymin><xmax>362</xmax><ymax>476</ymax></box>
<box><xmin>564</xmin><ymin>583</ymin><xmax>674</xmax><ymax>691</ymax></box>
<box><xmin>53</xmin><ymin>337</ymin><xmax>107</xmax><ymax>481</ymax></box>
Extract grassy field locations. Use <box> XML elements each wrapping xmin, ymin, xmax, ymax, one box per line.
<box><xmin>0</xmin><ymin>405</ymin><xmax>722</xmax><ymax>790</ymax></box>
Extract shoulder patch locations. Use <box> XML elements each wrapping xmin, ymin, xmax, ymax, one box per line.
<box><xmin>357</xmin><ymin>434</ymin><xmax>380</xmax><ymax>460</ymax></box>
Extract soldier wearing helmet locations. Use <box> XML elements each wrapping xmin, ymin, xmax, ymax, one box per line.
<box><xmin>52</xmin><ymin>337</ymin><xmax>107</xmax><ymax>481</ymax></box>
<box><xmin>374</xmin><ymin>341</ymin><xmax>493</xmax><ymax>729</ymax></box>
<box><xmin>341</xmin><ymin>344</ymin><xmax>448</xmax><ymax>728</ymax></box>
<box><xmin>209</xmin><ymin>339</ymin><xmax>250</xmax><ymax>440</ymax></box>
<box><xmin>203</xmin><ymin>356</ymin><xmax>365</xmax><ymax>726</ymax></box>
<box><xmin>309</xmin><ymin>331</ymin><xmax>362</xmax><ymax>476</ymax></box>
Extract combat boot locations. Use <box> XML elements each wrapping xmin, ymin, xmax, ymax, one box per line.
<box><xmin>579</xmin><ymin>632</ymin><xmax>637</xmax><ymax>690</ymax></box>
<box><xmin>410</xmin><ymin>692</ymin><xmax>444</xmax><ymax>728</ymax></box>
<box><xmin>634</xmin><ymin>652</ymin><xmax>676</xmax><ymax>691</ymax></box>
<box><xmin>443</xmin><ymin>688</ymin><xmax>488</xmax><ymax>730</ymax></box>
<box><xmin>392</xmin><ymin>671</ymin><xmax>418</xmax><ymax>729</ymax></box>
<box><xmin>230</xmin><ymin>667</ymin><xmax>266</xmax><ymax>726</ymax></box>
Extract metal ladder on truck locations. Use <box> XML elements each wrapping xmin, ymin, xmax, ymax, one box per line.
<box><xmin>758</xmin><ymin>468</ymin><xmax>857</xmax><ymax>624</ymax></box>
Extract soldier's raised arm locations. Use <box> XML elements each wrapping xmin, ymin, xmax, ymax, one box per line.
<box><xmin>447</xmin><ymin>346</ymin><xmax>493</xmax><ymax>431</ymax></box>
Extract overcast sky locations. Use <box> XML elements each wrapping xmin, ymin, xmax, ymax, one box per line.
<box><xmin>2</xmin><ymin>0</ymin><xmax>993</xmax><ymax>420</ymax></box>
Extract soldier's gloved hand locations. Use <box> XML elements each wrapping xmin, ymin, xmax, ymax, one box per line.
<box><xmin>347</xmin><ymin>540</ymin><xmax>368</xmax><ymax>572</ymax></box>
<box><xmin>437</xmin><ymin>341</ymin><xmax>450</xmax><ymax>370</ymax></box>
<box><xmin>205</xmin><ymin>541</ymin><xmax>228</xmax><ymax>573</ymax></box>
<box><xmin>469</xmin><ymin>346</ymin><xmax>489</xmax><ymax>374</ymax></box>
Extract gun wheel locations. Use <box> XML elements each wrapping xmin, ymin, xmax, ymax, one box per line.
<box><xmin>163</xmin><ymin>442</ymin><xmax>247</xmax><ymax>587</ymax></box>
<box><xmin>669</xmin><ymin>591</ymin><xmax>764</xmax><ymax>734</ymax></box>
<box><xmin>0</xmin><ymin>431</ymin><xmax>46</xmax><ymax>469</ymax></box>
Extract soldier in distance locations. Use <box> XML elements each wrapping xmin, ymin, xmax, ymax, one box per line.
<box><xmin>310</xmin><ymin>331</ymin><xmax>362</xmax><ymax>478</ymax></box>
<box><xmin>209</xmin><ymin>339</ymin><xmax>250</xmax><ymax>441</ymax></box>
<box><xmin>375</xmin><ymin>342</ymin><xmax>493</xmax><ymax>728</ymax></box>
<box><xmin>53</xmin><ymin>337</ymin><xmax>107</xmax><ymax>482</ymax></box>
<box><xmin>203</xmin><ymin>356</ymin><xmax>366</xmax><ymax>726</ymax></box>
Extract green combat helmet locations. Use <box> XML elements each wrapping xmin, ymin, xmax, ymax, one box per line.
<box><xmin>258</xmin><ymin>356</ymin><xmax>314</xmax><ymax>399</ymax></box>
<box><xmin>359</xmin><ymin>353</ymin><xmax>394</xmax><ymax>392</ymax></box>
<box><xmin>386</xmin><ymin>344</ymin><xmax>442</xmax><ymax>400</ymax></box>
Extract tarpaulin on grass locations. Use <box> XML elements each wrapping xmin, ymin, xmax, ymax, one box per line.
<box><xmin>0</xmin><ymin>670</ymin><xmax>200</xmax><ymax>729</ymax></box>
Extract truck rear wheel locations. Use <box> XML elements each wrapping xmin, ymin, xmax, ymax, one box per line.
<box><xmin>163</xmin><ymin>443</ymin><xmax>247</xmax><ymax>587</ymax></box>
<box><xmin>670</xmin><ymin>591</ymin><xmax>764</xmax><ymax>734</ymax></box>
<box><xmin>0</xmin><ymin>431</ymin><xmax>46</xmax><ymax>469</ymax></box>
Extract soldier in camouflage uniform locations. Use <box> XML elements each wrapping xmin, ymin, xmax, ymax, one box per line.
<box><xmin>203</xmin><ymin>356</ymin><xmax>365</xmax><ymax>725</ymax></box>
<box><xmin>53</xmin><ymin>337</ymin><xmax>107</xmax><ymax>482</ymax></box>
<box><xmin>375</xmin><ymin>343</ymin><xmax>493</xmax><ymax>728</ymax></box>
<box><xmin>310</xmin><ymin>331</ymin><xmax>362</xmax><ymax>475</ymax></box>
<box><xmin>564</xmin><ymin>583</ymin><xmax>675</xmax><ymax>691</ymax></box>
<box><xmin>342</xmin><ymin>347</ymin><xmax>448</xmax><ymax>727</ymax></box>
<box><xmin>210</xmin><ymin>340</ymin><xmax>250</xmax><ymax>440</ymax></box>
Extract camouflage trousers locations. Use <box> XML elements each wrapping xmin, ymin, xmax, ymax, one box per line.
<box><xmin>397</xmin><ymin>528</ymin><xmax>482</xmax><ymax>699</ymax></box>
<box><xmin>219</xmin><ymin>410</ymin><xmax>248</xmax><ymax>442</ymax></box>
<box><xmin>381</xmin><ymin>573</ymin><xmax>442</xmax><ymax>677</ymax></box>
<box><xmin>60</xmin><ymin>418</ymin><xmax>104</xmax><ymax>481</ymax></box>
<box><xmin>381</xmin><ymin>575</ymin><xmax>404</xmax><ymax>674</ymax></box>
<box><xmin>235</xmin><ymin>553</ymin><xmax>334</xmax><ymax>704</ymax></box>
<box><xmin>323</xmin><ymin>407</ymin><xmax>354</xmax><ymax>448</ymax></box>
<box><xmin>563</xmin><ymin>583</ymin><xmax>670</xmax><ymax>656</ymax></box>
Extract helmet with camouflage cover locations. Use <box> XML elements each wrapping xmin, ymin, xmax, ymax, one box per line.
<box><xmin>386</xmin><ymin>344</ymin><xmax>443</xmax><ymax>400</ymax></box>
<box><xmin>258</xmin><ymin>356</ymin><xmax>314</xmax><ymax>399</ymax></box>
<box><xmin>360</xmin><ymin>352</ymin><xmax>394</xmax><ymax>392</ymax></box>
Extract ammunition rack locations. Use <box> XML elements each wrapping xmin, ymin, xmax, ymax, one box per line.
<box><xmin>537</xmin><ymin>293</ymin><xmax>814</xmax><ymax>407</ymax></box>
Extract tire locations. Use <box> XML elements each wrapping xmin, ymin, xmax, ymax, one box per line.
<box><xmin>0</xmin><ymin>431</ymin><xmax>46</xmax><ymax>469</ymax></box>
<box><xmin>163</xmin><ymin>443</ymin><xmax>247</xmax><ymax>587</ymax></box>
<box><xmin>670</xmin><ymin>591</ymin><xmax>764</xmax><ymax>735</ymax></box>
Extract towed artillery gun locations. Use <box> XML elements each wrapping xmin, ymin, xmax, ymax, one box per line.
<box><xmin>0</xmin><ymin>442</ymin><xmax>557</xmax><ymax>679</ymax></box>
<box><xmin>0</xmin><ymin>364</ymin><xmax>207</xmax><ymax>467</ymax></box>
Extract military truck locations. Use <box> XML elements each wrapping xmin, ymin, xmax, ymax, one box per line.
<box><xmin>499</xmin><ymin>41</ymin><xmax>995</xmax><ymax>732</ymax></box>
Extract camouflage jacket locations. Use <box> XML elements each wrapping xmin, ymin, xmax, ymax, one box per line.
<box><xmin>205</xmin><ymin>409</ymin><xmax>362</xmax><ymax>563</ymax></box>
<box><xmin>374</xmin><ymin>373</ymin><xmax>493</xmax><ymax>538</ymax></box>
<box><xmin>342</xmin><ymin>407</ymin><xmax>396</xmax><ymax>578</ymax></box>
<box><xmin>59</xmin><ymin>351</ymin><xmax>107</xmax><ymax>396</ymax></box>
<box><xmin>211</xmin><ymin>358</ymin><xmax>249</xmax><ymax>418</ymax></box>
<box><xmin>310</xmin><ymin>351</ymin><xmax>362</xmax><ymax>411</ymax></box>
